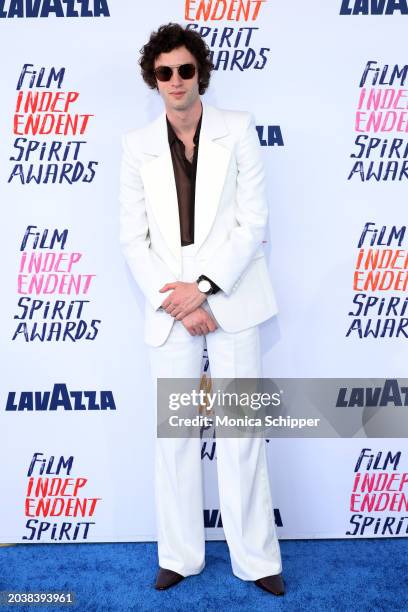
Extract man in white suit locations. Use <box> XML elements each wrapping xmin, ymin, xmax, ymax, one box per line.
<box><xmin>120</xmin><ymin>23</ymin><xmax>284</xmax><ymax>595</ymax></box>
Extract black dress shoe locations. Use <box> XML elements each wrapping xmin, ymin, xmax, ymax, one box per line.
<box><xmin>254</xmin><ymin>573</ymin><xmax>285</xmax><ymax>595</ymax></box>
<box><xmin>155</xmin><ymin>567</ymin><xmax>185</xmax><ymax>590</ymax></box>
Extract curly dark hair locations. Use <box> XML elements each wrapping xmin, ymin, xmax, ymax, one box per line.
<box><xmin>139</xmin><ymin>23</ymin><xmax>214</xmax><ymax>95</ymax></box>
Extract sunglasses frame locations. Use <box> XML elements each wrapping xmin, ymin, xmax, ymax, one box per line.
<box><xmin>153</xmin><ymin>63</ymin><xmax>197</xmax><ymax>82</ymax></box>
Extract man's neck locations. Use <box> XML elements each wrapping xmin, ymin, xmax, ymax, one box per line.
<box><xmin>166</xmin><ymin>98</ymin><xmax>202</xmax><ymax>139</ymax></box>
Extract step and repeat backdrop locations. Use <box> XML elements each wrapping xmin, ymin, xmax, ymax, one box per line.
<box><xmin>1</xmin><ymin>1</ymin><xmax>408</xmax><ymax>543</ymax></box>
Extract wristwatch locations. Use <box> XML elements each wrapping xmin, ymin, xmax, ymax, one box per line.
<box><xmin>196</xmin><ymin>275</ymin><xmax>220</xmax><ymax>296</ymax></box>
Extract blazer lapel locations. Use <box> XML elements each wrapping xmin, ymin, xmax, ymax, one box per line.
<box><xmin>194</xmin><ymin>104</ymin><xmax>231</xmax><ymax>251</ymax></box>
<box><xmin>139</xmin><ymin>103</ymin><xmax>231</xmax><ymax>265</ymax></box>
<box><xmin>138</xmin><ymin>112</ymin><xmax>181</xmax><ymax>263</ymax></box>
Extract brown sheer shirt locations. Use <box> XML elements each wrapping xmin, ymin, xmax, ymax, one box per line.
<box><xmin>166</xmin><ymin>114</ymin><xmax>201</xmax><ymax>246</ymax></box>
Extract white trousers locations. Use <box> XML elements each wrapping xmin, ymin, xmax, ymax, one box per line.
<box><xmin>148</xmin><ymin>247</ymin><xmax>282</xmax><ymax>580</ymax></box>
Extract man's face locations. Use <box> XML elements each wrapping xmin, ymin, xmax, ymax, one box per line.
<box><xmin>154</xmin><ymin>46</ymin><xmax>200</xmax><ymax>112</ymax></box>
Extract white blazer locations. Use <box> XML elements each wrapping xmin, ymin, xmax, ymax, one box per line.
<box><xmin>119</xmin><ymin>102</ymin><xmax>278</xmax><ymax>347</ymax></box>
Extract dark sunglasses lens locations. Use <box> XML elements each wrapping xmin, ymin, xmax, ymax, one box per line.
<box><xmin>178</xmin><ymin>64</ymin><xmax>196</xmax><ymax>79</ymax></box>
<box><xmin>155</xmin><ymin>66</ymin><xmax>172</xmax><ymax>82</ymax></box>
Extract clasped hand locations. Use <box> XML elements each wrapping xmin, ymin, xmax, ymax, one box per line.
<box><xmin>160</xmin><ymin>281</ymin><xmax>206</xmax><ymax>320</ymax></box>
<box><xmin>159</xmin><ymin>281</ymin><xmax>218</xmax><ymax>336</ymax></box>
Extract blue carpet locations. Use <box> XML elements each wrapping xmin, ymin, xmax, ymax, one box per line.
<box><xmin>1</xmin><ymin>539</ymin><xmax>407</xmax><ymax>611</ymax></box>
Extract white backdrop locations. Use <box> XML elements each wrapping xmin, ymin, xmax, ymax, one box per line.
<box><xmin>1</xmin><ymin>1</ymin><xmax>408</xmax><ymax>543</ymax></box>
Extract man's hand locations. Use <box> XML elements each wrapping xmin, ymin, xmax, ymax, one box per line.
<box><xmin>181</xmin><ymin>307</ymin><xmax>218</xmax><ymax>336</ymax></box>
<box><xmin>160</xmin><ymin>281</ymin><xmax>206</xmax><ymax>319</ymax></box>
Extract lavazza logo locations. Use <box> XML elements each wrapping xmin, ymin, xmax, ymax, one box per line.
<box><xmin>0</xmin><ymin>0</ymin><xmax>110</xmax><ymax>18</ymax></box>
<box><xmin>336</xmin><ymin>379</ymin><xmax>408</xmax><ymax>407</ymax></box>
<box><xmin>340</xmin><ymin>0</ymin><xmax>408</xmax><ymax>13</ymax></box>
<box><xmin>5</xmin><ymin>384</ymin><xmax>117</xmax><ymax>411</ymax></box>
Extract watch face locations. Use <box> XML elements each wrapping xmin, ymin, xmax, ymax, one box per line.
<box><xmin>198</xmin><ymin>279</ymin><xmax>211</xmax><ymax>293</ymax></box>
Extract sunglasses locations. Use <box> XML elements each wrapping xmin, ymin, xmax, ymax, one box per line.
<box><xmin>154</xmin><ymin>63</ymin><xmax>196</xmax><ymax>82</ymax></box>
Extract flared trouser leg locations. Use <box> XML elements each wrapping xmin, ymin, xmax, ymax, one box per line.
<box><xmin>205</xmin><ymin>323</ymin><xmax>282</xmax><ymax>580</ymax></box>
<box><xmin>149</xmin><ymin>321</ymin><xmax>206</xmax><ymax>577</ymax></box>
